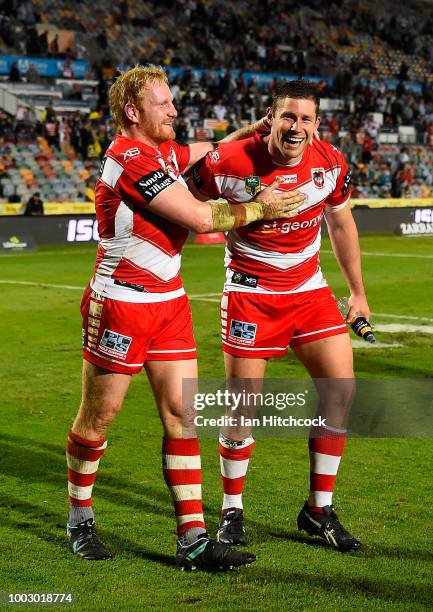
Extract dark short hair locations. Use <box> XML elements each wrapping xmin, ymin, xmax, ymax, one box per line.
<box><xmin>271</xmin><ymin>80</ymin><xmax>320</xmax><ymax>116</ymax></box>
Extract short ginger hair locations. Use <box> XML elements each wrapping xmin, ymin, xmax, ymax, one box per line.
<box><xmin>109</xmin><ymin>64</ymin><xmax>168</xmax><ymax>129</ymax></box>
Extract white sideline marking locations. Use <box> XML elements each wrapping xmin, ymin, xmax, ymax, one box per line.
<box><xmin>0</xmin><ymin>280</ymin><xmax>222</xmax><ymax>300</ymax></box>
<box><xmin>321</xmin><ymin>249</ymin><xmax>433</xmax><ymax>260</ymax></box>
<box><xmin>0</xmin><ymin>279</ymin><xmax>83</xmax><ymax>290</ymax></box>
<box><xmin>371</xmin><ymin>312</ymin><xmax>433</xmax><ymax>323</ymax></box>
<box><xmin>1</xmin><ymin>282</ymin><xmax>432</xmax><ymax>328</ymax></box>
<box><xmin>351</xmin><ymin>339</ymin><xmax>403</xmax><ymax>349</ymax></box>
<box><xmin>2</xmin><ymin>243</ymin><xmax>432</xmax><ymax>259</ymax></box>
<box><xmin>374</xmin><ymin>323</ymin><xmax>433</xmax><ymax>334</ymax></box>
<box><xmin>190</xmin><ymin>297</ymin><xmax>221</xmax><ymax>303</ymax></box>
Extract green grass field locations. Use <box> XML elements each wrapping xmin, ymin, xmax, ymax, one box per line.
<box><xmin>1</xmin><ymin>235</ymin><xmax>432</xmax><ymax>611</ymax></box>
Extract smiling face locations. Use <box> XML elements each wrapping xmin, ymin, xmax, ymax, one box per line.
<box><xmin>123</xmin><ymin>80</ymin><xmax>177</xmax><ymax>147</ymax></box>
<box><xmin>137</xmin><ymin>81</ymin><xmax>177</xmax><ymax>146</ymax></box>
<box><xmin>268</xmin><ymin>97</ymin><xmax>320</xmax><ymax>165</ymax></box>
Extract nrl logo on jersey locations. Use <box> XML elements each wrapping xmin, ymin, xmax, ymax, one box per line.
<box><xmin>245</xmin><ymin>175</ymin><xmax>261</xmax><ymax>196</ymax></box>
<box><xmin>311</xmin><ymin>167</ymin><xmax>325</xmax><ymax>189</ymax></box>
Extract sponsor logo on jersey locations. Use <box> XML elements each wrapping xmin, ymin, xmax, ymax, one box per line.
<box><xmin>245</xmin><ymin>175</ymin><xmax>261</xmax><ymax>196</ymax></box>
<box><xmin>311</xmin><ymin>168</ymin><xmax>325</xmax><ymax>189</ymax></box>
<box><xmin>122</xmin><ymin>147</ymin><xmax>141</xmax><ymax>161</ymax></box>
<box><xmin>89</xmin><ymin>299</ymin><xmax>103</xmax><ymax>318</ymax></box>
<box><xmin>260</xmin><ymin>212</ymin><xmax>322</xmax><ymax>235</ymax></box>
<box><xmin>231</xmin><ymin>271</ymin><xmax>258</xmax><ymax>288</ymax></box>
<box><xmin>229</xmin><ymin>319</ymin><xmax>257</xmax><ymax>345</ymax></box>
<box><xmin>114</xmin><ymin>280</ymin><xmax>145</xmax><ymax>292</ymax></box>
<box><xmin>279</xmin><ymin>175</ymin><xmax>297</xmax><ymax>184</ymax></box>
<box><xmin>99</xmin><ymin>329</ymin><xmax>132</xmax><ymax>360</ymax></box>
<box><xmin>134</xmin><ymin>170</ymin><xmax>175</xmax><ymax>202</ymax></box>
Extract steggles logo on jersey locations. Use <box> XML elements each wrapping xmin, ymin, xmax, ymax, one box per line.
<box><xmin>245</xmin><ymin>175</ymin><xmax>261</xmax><ymax>196</ymax></box>
<box><xmin>311</xmin><ymin>168</ymin><xmax>325</xmax><ymax>189</ymax></box>
<box><xmin>279</xmin><ymin>175</ymin><xmax>297</xmax><ymax>184</ymax></box>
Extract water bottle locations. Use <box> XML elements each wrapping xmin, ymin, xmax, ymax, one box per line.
<box><xmin>337</xmin><ymin>297</ymin><xmax>376</xmax><ymax>344</ymax></box>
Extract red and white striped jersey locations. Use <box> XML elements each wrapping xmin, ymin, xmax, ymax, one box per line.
<box><xmin>91</xmin><ymin>134</ymin><xmax>191</xmax><ymax>302</ymax></box>
<box><xmin>193</xmin><ymin>133</ymin><xmax>351</xmax><ymax>293</ymax></box>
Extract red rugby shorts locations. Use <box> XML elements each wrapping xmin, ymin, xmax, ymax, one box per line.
<box><xmin>221</xmin><ymin>287</ymin><xmax>347</xmax><ymax>358</ymax></box>
<box><xmin>81</xmin><ymin>287</ymin><xmax>197</xmax><ymax>374</ymax></box>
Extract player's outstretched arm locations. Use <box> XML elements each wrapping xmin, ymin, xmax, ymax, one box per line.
<box><xmin>147</xmin><ymin>177</ymin><xmax>305</xmax><ymax>234</ymax></box>
<box><xmin>325</xmin><ymin>204</ymin><xmax>370</xmax><ymax>321</ymax></box>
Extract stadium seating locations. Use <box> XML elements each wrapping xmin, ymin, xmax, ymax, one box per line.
<box><xmin>1</xmin><ymin>0</ymin><xmax>433</xmax><ymax>207</ymax></box>
<box><xmin>0</xmin><ymin>138</ymin><xmax>98</xmax><ymax>203</ymax></box>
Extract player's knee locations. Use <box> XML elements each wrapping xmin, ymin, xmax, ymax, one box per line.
<box><xmin>340</xmin><ymin>379</ymin><xmax>356</xmax><ymax>407</ymax></box>
<box><xmin>91</xmin><ymin>411</ymin><xmax>117</xmax><ymax>432</ymax></box>
<box><xmin>165</xmin><ymin>396</ymin><xmax>184</xmax><ymax>420</ymax></box>
<box><xmin>82</xmin><ymin>399</ymin><xmax>122</xmax><ymax>431</ymax></box>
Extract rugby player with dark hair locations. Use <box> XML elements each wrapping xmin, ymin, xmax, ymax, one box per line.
<box><xmin>191</xmin><ymin>80</ymin><xmax>369</xmax><ymax>553</ymax></box>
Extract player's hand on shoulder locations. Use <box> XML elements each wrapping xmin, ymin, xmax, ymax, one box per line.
<box><xmin>255</xmin><ymin>108</ymin><xmax>272</xmax><ymax>135</ymax></box>
<box><xmin>254</xmin><ymin>176</ymin><xmax>306</xmax><ymax>220</ymax></box>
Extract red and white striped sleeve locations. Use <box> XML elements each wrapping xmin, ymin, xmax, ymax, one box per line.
<box><xmin>190</xmin><ymin>150</ymin><xmax>222</xmax><ymax>199</ymax></box>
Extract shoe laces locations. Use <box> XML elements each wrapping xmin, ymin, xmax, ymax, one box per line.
<box><xmin>222</xmin><ymin>509</ymin><xmax>244</xmax><ymax>531</ymax></box>
<box><xmin>322</xmin><ymin>508</ymin><xmax>350</xmax><ymax>539</ymax></box>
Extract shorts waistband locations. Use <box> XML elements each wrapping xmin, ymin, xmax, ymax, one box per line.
<box><xmin>91</xmin><ymin>275</ymin><xmax>185</xmax><ymax>303</ymax></box>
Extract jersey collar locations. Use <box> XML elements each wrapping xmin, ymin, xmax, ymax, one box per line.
<box><xmin>116</xmin><ymin>133</ymin><xmax>164</xmax><ymax>159</ymax></box>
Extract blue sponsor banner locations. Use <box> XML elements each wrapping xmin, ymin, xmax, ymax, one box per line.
<box><xmin>117</xmin><ymin>63</ymin><xmax>424</xmax><ymax>93</ymax></box>
<box><xmin>117</xmin><ymin>63</ymin><xmax>332</xmax><ymax>87</ymax></box>
<box><xmin>165</xmin><ymin>66</ymin><xmax>332</xmax><ymax>86</ymax></box>
<box><xmin>0</xmin><ymin>55</ymin><xmax>88</xmax><ymax>79</ymax></box>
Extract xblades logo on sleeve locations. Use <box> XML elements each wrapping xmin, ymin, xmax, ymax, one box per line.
<box><xmin>134</xmin><ymin>170</ymin><xmax>175</xmax><ymax>202</ymax></box>
<box><xmin>342</xmin><ymin>171</ymin><xmax>352</xmax><ymax>197</ymax></box>
<box><xmin>98</xmin><ymin>157</ymin><xmax>107</xmax><ymax>177</ymax></box>
<box><xmin>192</xmin><ymin>163</ymin><xmax>203</xmax><ymax>187</ymax></box>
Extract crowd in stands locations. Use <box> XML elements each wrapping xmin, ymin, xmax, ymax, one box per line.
<box><xmin>1</xmin><ymin>0</ymin><xmax>433</xmax><ymax>204</ymax></box>
<box><xmin>2</xmin><ymin>0</ymin><xmax>432</xmax><ymax>83</ymax></box>
<box><xmin>0</xmin><ymin>108</ymin><xmax>101</xmax><ymax>204</ymax></box>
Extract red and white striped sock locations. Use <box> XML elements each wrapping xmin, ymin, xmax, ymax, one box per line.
<box><xmin>162</xmin><ymin>437</ymin><xmax>206</xmax><ymax>539</ymax></box>
<box><xmin>219</xmin><ymin>435</ymin><xmax>255</xmax><ymax>511</ymax></box>
<box><xmin>308</xmin><ymin>425</ymin><xmax>346</xmax><ymax>513</ymax></box>
<box><xmin>66</xmin><ymin>430</ymin><xmax>107</xmax><ymax>525</ymax></box>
